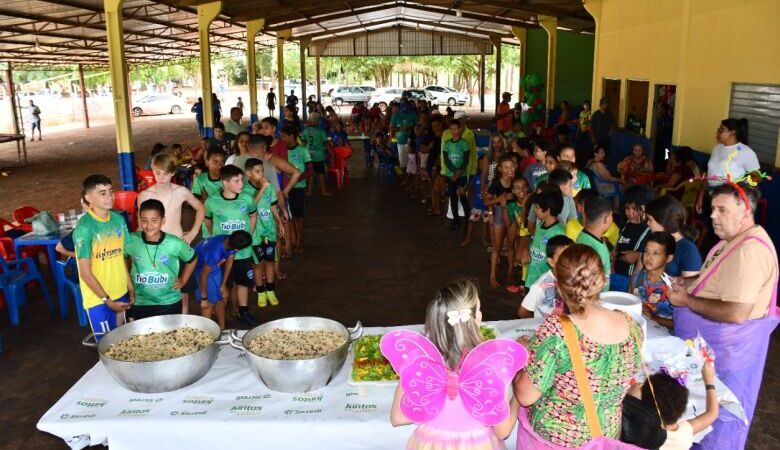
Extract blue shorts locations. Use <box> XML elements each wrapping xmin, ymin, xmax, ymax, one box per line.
<box><xmin>87</xmin><ymin>294</ymin><xmax>129</xmax><ymax>340</ymax></box>
<box><xmin>194</xmin><ymin>269</ymin><xmax>224</xmax><ymax>304</ymax></box>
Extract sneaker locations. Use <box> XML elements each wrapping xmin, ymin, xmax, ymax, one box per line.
<box><xmin>267</xmin><ymin>290</ymin><xmax>279</xmax><ymax>306</ymax></box>
<box><xmin>257</xmin><ymin>291</ymin><xmax>268</xmax><ymax>308</ymax></box>
<box><xmin>239</xmin><ymin>311</ymin><xmax>260</xmax><ymax>327</ymax></box>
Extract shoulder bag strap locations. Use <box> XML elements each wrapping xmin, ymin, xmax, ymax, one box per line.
<box><xmin>559</xmin><ymin>315</ymin><xmax>602</xmax><ymax>438</ymax></box>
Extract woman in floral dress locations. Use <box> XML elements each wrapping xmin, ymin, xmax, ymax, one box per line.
<box><xmin>513</xmin><ymin>244</ymin><xmax>644</xmax><ymax>448</ymax></box>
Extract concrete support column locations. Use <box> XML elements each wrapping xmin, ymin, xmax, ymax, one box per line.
<box><xmin>5</xmin><ymin>63</ymin><xmax>19</xmax><ymax>135</ymax></box>
<box><xmin>104</xmin><ymin>0</ymin><xmax>135</xmax><ymax>190</ymax></box>
<box><xmin>479</xmin><ymin>53</ymin><xmax>486</xmax><ymax>113</ymax></box>
<box><xmin>583</xmin><ymin>0</ymin><xmax>603</xmax><ymax>112</ymax></box>
<box><xmin>78</xmin><ymin>64</ymin><xmax>90</xmax><ymax>129</ymax></box>
<box><xmin>315</xmin><ymin>45</ymin><xmax>321</xmax><ymax>102</ymax></box>
<box><xmin>490</xmin><ymin>36</ymin><xmax>502</xmax><ymax>111</ymax></box>
<box><xmin>246</xmin><ymin>18</ymin><xmax>265</xmax><ymax>125</ymax></box>
<box><xmin>197</xmin><ymin>1</ymin><xmax>222</xmax><ymax>137</ymax></box>
<box><xmin>299</xmin><ymin>38</ymin><xmax>311</xmax><ymax>121</ymax></box>
<box><xmin>539</xmin><ymin>15</ymin><xmax>558</xmax><ymax>127</ymax></box>
<box><xmin>511</xmin><ymin>26</ymin><xmax>527</xmax><ymax>101</ymax></box>
<box><xmin>276</xmin><ymin>29</ymin><xmax>291</xmax><ymax>125</ymax></box>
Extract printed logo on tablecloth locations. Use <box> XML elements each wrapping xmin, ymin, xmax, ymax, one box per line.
<box><xmin>229</xmin><ymin>404</ymin><xmax>263</xmax><ymax>416</ymax></box>
<box><xmin>283</xmin><ymin>408</ymin><xmax>323</xmax><ymax>416</ymax></box>
<box><xmin>235</xmin><ymin>394</ymin><xmax>272</xmax><ymax>401</ymax></box>
<box><xmin>128</xmin><ymin>397</ymin><xmax>164</xmax><ymax>403</ymax></box>
<box><xmin>75</xmin><ymin>398</ymin><xmax>108</xmax><ymax>408</ymax></box>
<box><xmin>292</xmin><ymin>394</ymin><xmax>323</xmax><ymax>403</ymax></box>
<box><xmin>169</xmin><ymin>410</ymin><xmax>208</xmax><ymax>417</ymax></box>
<box><xmin>182</xmin><ymin>395</ymin><xmax>214</xmax><ymax>405</ymax></box>
<box><xmin>59</xmin><ymin>413</ymin><xmax>97</xmax><ymax>420</ymax></box>
<box><xmin>345</xmin><ymin>392</ymin><xmax>359</xmax><ymax>397</ymax></box>
<box><xmin>345</xmin><ymin>403</ymin><xmax>377</xmax><ymax>413</ymax></box>
<box><xmin>118</xmin><ymin>408</ymin><xmax>151</xmax><ymax>417</ymax></box>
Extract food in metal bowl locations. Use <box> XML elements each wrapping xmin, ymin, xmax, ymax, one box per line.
<box><xmin>247</xmin><ymin>328</ymin><xmax>346</xmax><ymax>360</ymax></box>
<box><xmin>104</xmin><ymin>326</ymin><xmax>214</xmax><ymax>362</ymax></box>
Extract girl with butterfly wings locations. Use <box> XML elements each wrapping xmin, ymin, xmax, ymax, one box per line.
<box><xmin>380</xmin><ymin>280</ymin><xmax>529</xmax><ymax>450</ymax></box>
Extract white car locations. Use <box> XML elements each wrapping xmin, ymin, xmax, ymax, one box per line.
<box><xmin>424</xmin><ymin>85</ymin><xmax>469</xmax><ymax>106</ymax></box>
<box><xmin>132</xmin><ymin>94</ymin><xmax>186</xmax><ymax>117</ymax></box>
<box><xmin>368</xmin><ymin>87</ymin><xmax>405</xmax><ymax>111</ymax></box>
<box><xmin>330</xmin><ymin>86</ymin><xmax>373</xmax><ymax>105</ymax></box>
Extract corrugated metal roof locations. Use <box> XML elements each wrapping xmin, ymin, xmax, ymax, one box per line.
<box><xmin>0</xmin><ymin>0</ymin><xmax>593</xmax><ymax>67</ymax></box>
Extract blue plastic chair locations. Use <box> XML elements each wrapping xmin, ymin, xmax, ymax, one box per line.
<box><xmin>0</xmin><ymin>256</ymin><xmax>55</xmax><ymax>325</ymax></box>
<box><xmin>54</xmin><ymin>258</ymin><xmax>88</xmax><ymax>327</ymax></box>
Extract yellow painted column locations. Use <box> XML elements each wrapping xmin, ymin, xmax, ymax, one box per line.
<box><xmin>672</xmin><ymin>0</ymin><xmax>692</xmax><ymax>146</ymax></box>
<box><xmin>299</xmin><ymin>38</ymin><xmax>311</xmax><ymax>121</ymax></box>
<box><xmin>276</xmin><ymin>29</ymin><xmax>291</xmax><ymax>125</ymax></box>
<box><xmin>246</xmin><ymin>18</ymin><xmax>265</xmax><ymax>125</ymax></box>
<box><xmin>539</xmin><ymin>15</ymin><xmax>557</xmax><ymax>127</ymax></box>
<box><xmin>511</xmin><ymin>26</ymin><xmax>527</xmax><ymax>101</ymax></box>
<box><xmin>583</xmin><ymin>0</ymin><xmax>603</xmax><ymax>112</ymax></box>
<box><xmin>315</xmin><ymin>45</ymin><xmax>322</xmax><ymax>102</ymax></box>
<box><xmin>104</xmin><ymin>0</ymin><xmax>135</xmax><ymax>190</ymax></box>
<box><xmin>198</xmin><ymin>1</ymin><xmax>222</xmax><ymax>137</ymax></box>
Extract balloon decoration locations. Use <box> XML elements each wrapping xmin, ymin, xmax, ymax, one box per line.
<box><xmin>521</xmin><ymin>73</ymin><xmax>546</xmax><ymax>123</ymax></box>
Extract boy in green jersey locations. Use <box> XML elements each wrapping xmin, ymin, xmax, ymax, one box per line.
<box><xmin>442</xmin><ymin>119</ymin><xmax>471</xmax><ymax>227</ymax></box>
<box><xmin>192</xmin><ymin>149</ymin><xmax>226</xmax><ymax>238</ymax></box>
<box><xmin>557</xmin><ymin>145</ymin><xmax>591</xmax><ymax>197</ymax></box>
<box><xmin>126</xmin><ymin>199</ymin><xmax>197</xmax><ymax>321</ymax></box>
<box><xmin>281</xmin><ymin>125</ymin><xmax>310</xmax><ymax>252</ymax></box>
<box><xmin>243</xmin><ymin>158</ymin><xmax>284</xmax><ymax>308</ymax></box>
<box><xmin>301</xmin><ymin>113</ymin><xmax>331</xmax><ymax>197</ymax></box>
<box><xmin>576</xmin><ymin>194</ymin><xmax>614</xmax><ymax>291</ymax></box>
<box><xmin>526</xmin><ymin>187</ymin><xmax>566</xmax><ymax>286</ymax></box>
<box><xmin>205</xmin><ymin>165</ymin><xmax>259</xmax><ymax>326</ymax></box>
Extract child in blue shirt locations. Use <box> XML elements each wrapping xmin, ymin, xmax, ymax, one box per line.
<box><xmin>194</xmin><ymin>230</ymin><xmax>252</xmax><ymax>330</ymax></box>
<box><xmin>461</xmin><ymin>158</ymin><xmax>490</xmax><ymax>247</ymax></box>
<box><xmin>329</xmin><ymin>120</ymin><xmax>349</xmax><ymax>148</ymax></box>
<box><xmin>629</xmin><ymin>231</ymin><xmax>675</xmax><ymax>329</ymax></box>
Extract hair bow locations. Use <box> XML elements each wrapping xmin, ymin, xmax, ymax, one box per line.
<box><xmin>659</xmin><ymin>366</ymin><xmax>687</xmax><ymax>386</ymax></box>
<box><xmin>446</xmin><ymin>308</ymin><xmax>472</xmax><ymax>326</ymax></box>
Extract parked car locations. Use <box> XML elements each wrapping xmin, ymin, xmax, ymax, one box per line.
<box><xmin>368</xmin><ymin>87</ymin><xmax>405</xmax><ymax>111</ymax></box>
<box><xmin>132</xmin><ymin>94</ymin><xmax>186</xmax><ymax>117</ymax></box>
<box><xmin>355</xmin><ymin>85</ymin><xmax>376</xmax><ymax>94</ymax></box>
<box><xmin>424</xmin><ymin>85</ymin><xmax>469</xmax><ymax>106</ymax></box>
<box><xmin>330</xmin><ymin>86</ymin><xmax>373</xmax><ymax>106</ymax></box>
<box><xmin>402</xmin><ymin>89</ymin><xmax>435</xmax><ymax>103</ymax></box>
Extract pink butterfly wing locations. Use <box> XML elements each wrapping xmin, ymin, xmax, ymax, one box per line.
<box><xmin>458</xmin><ymin>338</ymin><xmax>528</xmax><ymax>426</ymax></box>
<box><xmin>380</xmin><ymin>330</ymin><xmax>448</xmax><ymax>423</ymax></box>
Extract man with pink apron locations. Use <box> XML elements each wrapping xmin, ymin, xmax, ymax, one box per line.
<box><xmin>669</xmin><ymin>184</ymin><xmax>778</xmax><ymax>450</ymax></box>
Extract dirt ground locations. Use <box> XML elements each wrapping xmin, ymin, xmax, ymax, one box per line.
<box><xmin>0</xmin><ymin>115</ymin><xmax>778</xmax><ymax>449</ymax></box>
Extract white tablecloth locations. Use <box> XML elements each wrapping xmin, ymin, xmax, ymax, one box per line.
<box><xmin>37</xmin><ymin>319</ymin><xmax>740</xmax><ymax>449</ymax></box>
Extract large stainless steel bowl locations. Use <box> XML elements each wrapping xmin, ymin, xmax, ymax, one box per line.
<box><xmin>82</xmin><ymin>314</ymin><xmax>228</xmax><ymax>393</ymax></box>
<box><xmin>230</xmin><ymin>317</ymin><xmax>362</xmax><ymax>393</ymax></box>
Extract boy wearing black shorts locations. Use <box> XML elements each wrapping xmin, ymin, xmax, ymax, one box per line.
<box><xmin>204</xmin><ymin>165</ymin><xmax>259</xmax><ymax>326</ymax></box>
<box><xmin>281</xmin><ymin>125</ymin><xmax>310</xmax><ymax>252</ymax></box>
<box><xmin>243</xmin><ymin>158</ymin><xmax>284</xmax><ymax>307</ymax></box>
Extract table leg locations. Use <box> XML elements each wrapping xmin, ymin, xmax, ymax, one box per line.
<box><xmin>46</xmin><ymin>244</ymin><xmax>65</xmax><ymax>316</ymax></box>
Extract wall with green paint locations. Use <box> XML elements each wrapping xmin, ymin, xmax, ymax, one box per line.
<box><xmin>525</xmin><ymin>29</ymin><xmax>594</xmax><ymax>107</ymax></box>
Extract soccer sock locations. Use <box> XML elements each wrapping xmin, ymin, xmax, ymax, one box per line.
<box><xmin>265</xmin><ymin>282</ymin><xmax>275</xmax><ymax>292</ymax></box>
<box><xmin>239</xmin><ymin>306</ymin><xmax>249</xmax><ymax>315</ymax></box>
<box><xmin>255</xmin><ymin>284</ymin><xmax>266</xmax><ymax>293</ymax></box>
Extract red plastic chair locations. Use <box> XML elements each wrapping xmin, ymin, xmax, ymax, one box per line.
<box><xmin>12</xmin><ymin>206</ymin><xmax>39</xmax><ymax>233</ymax></box>
<box><xmin>327</xmin><ymin>146</ymin><xmax>353</xmax><ymax>190</ymax></box>
<box><xmin>0</xmin><ymin>218</ymin><xmax>26</xmax><ymax>238</ymax></box>
<box><xmin>113</xmin><ymin>191</ymin><xmax>139</xmax><ymax>231</ymax></box>
<box><xmin>136</xmin><ymin>169</ymin><xmax>157</xmax><ymax>191</ymax></box>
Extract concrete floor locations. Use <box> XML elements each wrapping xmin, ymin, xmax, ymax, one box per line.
<box><xmin>0</xmin><ymin>117</ymin><xmax>778</xmax><ymax>449</ymax></box>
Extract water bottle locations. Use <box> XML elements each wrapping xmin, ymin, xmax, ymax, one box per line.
<box><xmin>57</xmin><ymin>213</ymin><xmax>66</xmax><ymax>232</ymax></box>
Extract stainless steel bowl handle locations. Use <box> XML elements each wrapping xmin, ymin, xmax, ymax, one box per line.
<box><xmin>228</xmin><ymin>329</ymin><xmax>245</xmax><ymax>351</ymax></box>
<box><xmin>348</xmin><ymin>321</ymin><xmax>363</xmax><ymax>342</ymax></box>
<box><xmin>81</xmin><ymin>332</ymin><xmax>104</xmax><ymax>348</ymax></box>
<box><xmin>214</xmin><ymin>329</ymin><xmax>232</xmax><ymax>346</ymax></box>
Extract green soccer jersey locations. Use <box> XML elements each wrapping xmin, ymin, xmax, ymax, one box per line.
<box><xmin>442</xmin><ymin>138</ymin><xmax>470</xmax><ymax>177</ymax></box>
<box><xmin>205</xmin><ymin>191</ymin><xmax>257</xmax><ymax>260</ymax></box>
<box><xmin>243</xmin><ymin>181</ymin><xmax>278</xmax><ymax>243</ymax></box>
<box><xmin>73</xmin><ymin>210</ymin><xmax>129</xmax><ymax>310</ymax></box>
<box><xmin>126</xmin><ymin>232</ymin><xmax>195</xmax><ymax>306</ymax></box>
<box><xmin>526</xmin><ymin>221</ymin><xmax>566</xmax><ymax>286</ymax></box>
<box><xmin>391</xmin><ymin>111</ymin><xmax>418</xmax><ymax>145</ymax></box>
<box><xmin>287</xmin><ymin>144</ymin><xmax>311</xmax><ymax>188</ymax></box>
<box><xmin>576</xmin><ymin>229</ymin><xmax>611</xmax><ymax>291</ymax></box>
<box><xmin>572</xmin><ymin>171</ymin><xmax>591</xmax><ymax>197</ymax></box>
<box><xmin>302</xmin><ymin>126</ymin><xmax>328</xmax><ymax>162</ymax></box>
<box><xmin>192</xmin><ymin>173</ymin><xmax>222</xmax><ymax>198</ymax></box>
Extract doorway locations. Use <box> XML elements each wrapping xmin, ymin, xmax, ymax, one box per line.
<box><xmin>651</xmin><ymin>84</ymin><xmax>676</xmax><ymax>171</ymax></box>
<box><xmin>602</xmin><ymin>78</ymin><xmax>621</xmax><ymax>118</ymax></box>
<box><xmin>626</xmin><ymin>80</ymin><xmax>649</xmax><ymax>134</ymax></box>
